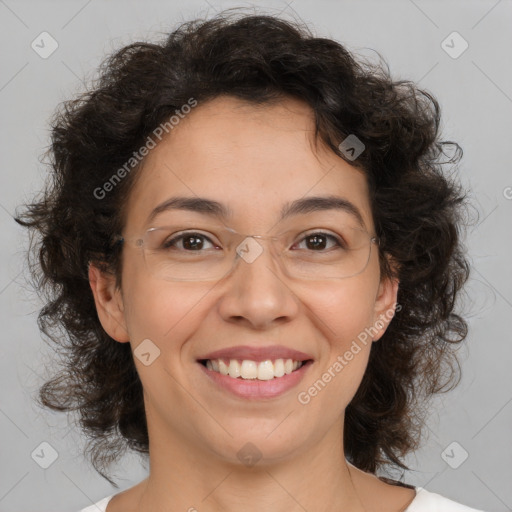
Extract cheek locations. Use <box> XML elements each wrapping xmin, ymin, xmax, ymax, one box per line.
<box><xmin>300</xmin><ymin>277</ymin><xmax>378</xmax><ymax>391</ymax></box>
<box><xmin>304</xmin><ymin>276</ymin><xmax>378</xmax><ymax>347</ymax></box>
<box><xmin>294</xmin><ymin>281</ymin><xmax>377</xmax><ymax>425</ymax></box>
<box><xmin>299</xmin><ymin>290</ymin><xmax>375</xmax><ymax>415</ymax></box>
<box><xmin>121</xmin><ymin>272</ymin><xmax>210</xmax><ymax>351</ymax></box>
<box><xmin>121</xmin><ymin>280</ymin><xmax>213</xmax><ymax>406</ymax></box>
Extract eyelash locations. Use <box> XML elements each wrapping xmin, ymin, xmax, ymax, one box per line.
<box><xmin>162</xmin><ymin>230</ymin><xmax>345</xmax><ymax>251</ymax></box>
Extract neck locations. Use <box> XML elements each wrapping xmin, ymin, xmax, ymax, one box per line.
<box><xmin>135</xmin><ymin>412</ymin><xmax>368</xmax><ymax>512</ymax></box>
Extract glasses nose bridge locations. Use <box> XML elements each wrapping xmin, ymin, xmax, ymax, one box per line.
<box><xmin>231</xmin><ymin>232</ymin><xmax>284</xmax><ymax>273</ymax></box>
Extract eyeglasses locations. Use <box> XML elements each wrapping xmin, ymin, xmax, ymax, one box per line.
<box><xmin>114</xmin><ymin>222</ymin><xmax>379</xmax><ymax>282</ymax></box>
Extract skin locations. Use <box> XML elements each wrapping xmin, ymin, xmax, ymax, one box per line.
<box><xmin>89</xmin><ymin>95</ymin><xmax>417</xmax><ymax>512</ymax></box>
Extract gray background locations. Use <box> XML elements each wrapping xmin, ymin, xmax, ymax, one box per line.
<box><xmin>1</xmin><ymin>0</ymin><xmax>511</xmax><ymax>511</ymax></box>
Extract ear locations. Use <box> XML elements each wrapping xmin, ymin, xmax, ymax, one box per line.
<box><xmin>88</xmin><ymin>262</ymin><xmax>129</xmax><ymax>343</ymax></box>
<box><xmin>371</xmin><ymin>272</ymin><xmax>400</xmax><ymax>342</ymax></box>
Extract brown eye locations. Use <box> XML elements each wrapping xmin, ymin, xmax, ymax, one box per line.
<box><xmin>163</xmin><ymin>232</ymin><xmax>216</xmax><ymax>251</ymax></box>
<box><xmin>305</xmin><ymin>234</ymin><xmax>328</xmax><ymax>250</ymax></box>
<box><xmin>294</xmin><ymin>232</ymin><xmax>344</xmax><ymax>251</ymax></box>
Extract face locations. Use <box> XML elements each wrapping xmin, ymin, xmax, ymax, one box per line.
<box><xmin>89</xmin><ymin>95</ymin><xmax>398</xmax><ymax>467</ymax></box>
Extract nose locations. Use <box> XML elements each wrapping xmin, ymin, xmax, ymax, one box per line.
<box><xmin>216</xmin><ymin>236</ymin><xmax>300</xmax><ymax>330</ymax></box>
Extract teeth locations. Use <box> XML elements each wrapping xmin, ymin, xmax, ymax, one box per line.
<box><xmin>257</xmin><ymin>360</ymin><xmax>274</xmax><ymax>380</ymax></box>
<box><xmin>274</xmin><ymin>358</ymin><xmax>285</xmax><ymax>377</ymax></box>
<box><xmin>219</xmin><ymin>359</ymin><xmax>230</xmax><ymax>376</ymax></box>
<box><xmin>241</xmin><ymin>360</ymin><xmax>258</xmax><ymax>379</ymax></box>
<box><xmin>229</xmin><ymin>359</ymin><xmax>241</xmax><ymax>378</ymax></box>
<box><xmin>204</xmin><ymin>358</ymin><xmax>305</xmax><ymax>380</ymax></box>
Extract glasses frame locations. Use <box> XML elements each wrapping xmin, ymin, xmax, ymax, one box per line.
<box><xmin>113</xmin><ymin>223</ymin><xmax>380</xmax><ymax>282</ymax></box>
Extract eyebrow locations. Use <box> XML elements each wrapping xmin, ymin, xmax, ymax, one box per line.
<box><xmin>146</xmin><ymin>194</ymin><xmax>366</xmax><ymax>228</ymax></box>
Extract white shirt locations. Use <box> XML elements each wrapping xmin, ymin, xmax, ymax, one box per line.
<box><xmin>78</xmin><ymin>486</ymin><xmax>485</xmax><ymax>511</ymax></box>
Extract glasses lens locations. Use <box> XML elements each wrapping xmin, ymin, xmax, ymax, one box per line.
<box><xmin>142</xmin><ymin>224</ymin><xmax>374</xmax><ymax>281</ymax></box>
<box><xmin>143</xmin><ymin>226</ymin><xmax>233</xmax><ymax>281</ymax></box>
<box><xmin>280</xmin><ymin>225</ymin><xmax>373</xmax><ymax>280</ymax></box>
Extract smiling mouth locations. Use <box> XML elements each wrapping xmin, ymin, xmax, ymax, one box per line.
<box><xmin>197</xmin><ymin>358</ymin><xmax>314</xmax><ymax>380</ymax></box>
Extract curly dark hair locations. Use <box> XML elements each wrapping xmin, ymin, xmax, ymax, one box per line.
<box><xmin>15</xmin><ymin>9</ymin><xmax>472</xmax><ymax>488</ymax></box>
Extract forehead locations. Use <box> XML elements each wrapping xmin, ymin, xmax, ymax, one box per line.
<box><xmin>123</xmin><ymin>96</ymin><xmax>374</xmax><ymax>233</ymax></box>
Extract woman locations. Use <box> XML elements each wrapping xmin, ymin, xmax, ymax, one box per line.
<box><xmin>15</xmin><ymin>10</ymin><xmax>484</xmax><ymax>512</ymax></box>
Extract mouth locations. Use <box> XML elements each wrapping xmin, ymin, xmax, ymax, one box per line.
<box><xmin>197</xmin><ymin>358</ymin><xmax>314</xmax><ymax>379</ymax></box>
<box><xmin>196</xmin><ymin>358</ymin><xmax>314</xmax><ymax>400</ymax></box>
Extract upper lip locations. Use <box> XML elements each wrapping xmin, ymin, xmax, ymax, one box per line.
<box><xmin>197</xmin><ymin>345</ymin><xmax>314</xmax><ymax>363</ymax></box>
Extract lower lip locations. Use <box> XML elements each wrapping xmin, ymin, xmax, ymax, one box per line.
<box><xmin>197</xmin><ymin>360</ymin><xmax>314</xmax><ymax>400</ymax></box>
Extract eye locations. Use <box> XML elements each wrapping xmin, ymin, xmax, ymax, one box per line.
<box><xmin>162</xmin><ymin>231</ymin><xmax>219</xmax><ymax>251</ymax></box>
<box><xmin>293</xmin><ymin>231</ymin><xmax>346</xmax><ymax>251</ymax></box>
